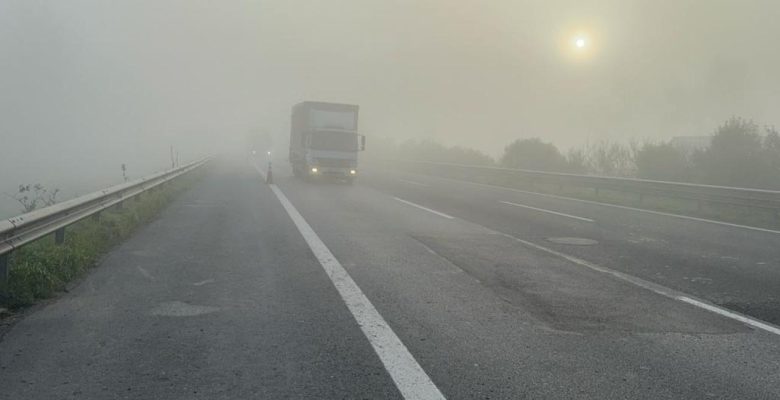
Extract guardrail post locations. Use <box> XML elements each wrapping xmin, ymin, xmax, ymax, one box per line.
<box><xmin>92</xmin><ymin>211</ymin><xmax>101</xmax><ymax>222</ymax></box>
<box><xmin>54</xmin><ymin>228</ymin><xmax>65</xmax><ymax>245</ymax></box>
<box><xmin>0</xmin><ymin>253</ymin><xmax>8</xmax><ymax>298</ymax></box>
<box><xmin>116</xmin><ymin>201</ymin><xmax>124</xmax><ymax>211</ymax></box>
<box><xmin>638</xmin><ymin>193</ymin><xmax>644</xmax><ymax>205</ymax></box>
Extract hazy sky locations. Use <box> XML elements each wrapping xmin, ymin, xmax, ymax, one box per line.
<box><xmin>2</xmin><ymin>0</ymin><xmax>780</xmax><ymax>214</ymax></box>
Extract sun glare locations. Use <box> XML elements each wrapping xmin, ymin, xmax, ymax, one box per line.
<box><xmin>560</xmin><ymin>29</ymin><xmax>595</xmax><ymax>62</ymax></box>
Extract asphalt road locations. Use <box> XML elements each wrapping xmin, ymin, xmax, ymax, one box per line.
<box><xmin>1</xmin><ymin>158</ymin><xmax>779</xmax><ymax>399</ymax></box>
<box><xmin>362</xmin><ymin>167</ymin><xmax>780</xmax><ymax>324</ymax></box>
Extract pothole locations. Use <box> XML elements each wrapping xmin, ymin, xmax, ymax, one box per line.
<box><xmin>547</xmin><ymin>237</ymin><xmax>598</xmax><ymax>246</ymax></box>
<box><xmin>151</xmin><ymin>301</ymin><xmax>219</xmax><ymax>317</ymax></box>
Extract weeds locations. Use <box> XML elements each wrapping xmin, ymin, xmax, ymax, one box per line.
<box><xmin>3</xmin><ymin>171</ymin><xmax>203</xmax><ymax>308</ymax></box>
<box><xmin>5</xmin><ymin>184</ymin><xmax>60</xmax><ymax>213</ymax></box>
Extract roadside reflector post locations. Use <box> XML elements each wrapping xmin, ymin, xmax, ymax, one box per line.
<box><xmin>266</xmin><ymin>161</ymin><xmax>273</xmax><ymax>184</ymax></box>
<box><xmin>54</xmin><ymin>227</ymin><xmax>65</xmax><ymax>245</ymax></box>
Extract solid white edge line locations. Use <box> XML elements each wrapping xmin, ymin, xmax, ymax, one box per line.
<box><xmin>405</xmin><ymin>173</ymin><xmax>780</xmax><ymax>235</ymax></box>
<box><xmin>500</xmin><ymin>200</ymin><xmax>594</xmax><ymax>223</ymax></box>
<box><xmin>268</xmin><ymin>184</ymin><xmax>447</xmax><ymax>400</ymax></box>
<box><xmin>394</xmin><ymin>197</ymin><xmax>455</xmax><ymax>219</ymax></box>
<box><xmin>490</xmin><ymin>229</ymin><xmax>780</xmax><ymax>337</ymax></box>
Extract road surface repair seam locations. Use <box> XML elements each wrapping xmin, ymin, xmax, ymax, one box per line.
<box><xmin>490</xmin><ymin>229</ymin><xmax>780</xmax><ymax>337</ymax></box>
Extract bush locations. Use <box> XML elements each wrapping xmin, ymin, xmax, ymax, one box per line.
<box><xmin>636</xmin><ymin>142</ymin><xmax>691</xmax><ymax>181</ymax></box>
<box><xmin>396</xmin><ymin>139</ymin><xmax>495</xmax><ymax>166</ymax></box>
<box><xmin>564</xmin><ymin>148</ymin><xmax>589</xmax><ymax>173</ymax></box>
<box><xmin>692</xmin><ymin>117</ymin><xmax>773</xmax><ymax>188</ymax></box>
<box><xmin>582</xmin><ymin>140</ymin><xmax>637</xmax><ymax>177</ymax></box>
<box><xmin>762</xmin><ymin>126</ymin><xmax>780</xmax><ymax>188</ymax></box>
<box><xmin>500</xmin><ymin>138</ymin><xmax>569</xmax><ymax>172</ymax></box>
<box><xmin>371</xmin><ymin>116</ymin><xmax>780</xmax><ymax>189</ymax></box>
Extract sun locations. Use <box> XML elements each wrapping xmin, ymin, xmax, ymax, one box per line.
<box><xmin>559</xmin><ymin>28</ymin><xmax>596</xmax><ymax>61</ymax></box>
<box><xmin>574</xmin><ymin>36</ymin><xmax>588</xmax><ymax>50</ymax></box>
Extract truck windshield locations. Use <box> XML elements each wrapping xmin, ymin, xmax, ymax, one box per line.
<box><xmin>310</xmin><ymin>131</ymin><xmax>358</xmax><ymax>151</ymax></box>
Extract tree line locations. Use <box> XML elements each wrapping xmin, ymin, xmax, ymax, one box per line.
<box><xmin>368</xmin><ymin>117</ymin><xmax>780</xmax><ymax>190</ymax></box>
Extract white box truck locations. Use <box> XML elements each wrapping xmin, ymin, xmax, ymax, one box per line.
<box><xmin>289</xmin><ymin>101</ymin><xmax>365</xmax><ymax>183</ymax></box>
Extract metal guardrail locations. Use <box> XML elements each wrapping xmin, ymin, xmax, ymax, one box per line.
<box><xmin>394</xmin><ymin>159</ymin><xmax>780</xmax><ymax>213</ymax></box>
<box><xmin>0</xmin><ymin>158</ymin><xmax>211</xmax><ymax>293</ymax></box>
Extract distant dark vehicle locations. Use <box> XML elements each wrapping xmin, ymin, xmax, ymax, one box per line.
<box><xmin>289</xmin><ymin>101</ymin><xmax>365</xmax><ymax>184</ymax></box>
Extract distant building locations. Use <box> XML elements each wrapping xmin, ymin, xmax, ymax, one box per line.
<box><xmin>670</xmin><ymin>136</ymin><xmax>711</xmax><ymax>154</ymax></box>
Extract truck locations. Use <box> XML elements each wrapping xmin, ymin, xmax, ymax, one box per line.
<box><xmin>289</xmin><ymin>101</ymin><xmax>365</xmax><ymax>183</ymax></box>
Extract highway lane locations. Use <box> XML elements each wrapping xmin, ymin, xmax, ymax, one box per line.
<box><xmin>1</xmin><ymin>159</ymin><xmax>780</xmax><ymax>399</ymax></box>
<box><xmin>270</xmin><ymin>162</ymin><xmax>780</xmax><ymax>398</ymax></box>
<box><xmin>361</xmin><ymin>168</ymin><xmax>780</xmax><ymax>325</ymax></box>
<box><xmin>0</xmin><ymin>161</ymin><xmax>402</xmax><ymax>400</ymax></box>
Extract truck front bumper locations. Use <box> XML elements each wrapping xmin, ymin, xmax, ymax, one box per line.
<box><xmin>309</xmin><ymin>167</ymin><xmax>357</xmax><ymax>178</ymax></box>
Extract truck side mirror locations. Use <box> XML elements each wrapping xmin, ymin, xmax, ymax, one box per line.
<box><xmin>360</xmin><ymin>135</ymin><xmax>366</xmax><ymax>151</ymax></box>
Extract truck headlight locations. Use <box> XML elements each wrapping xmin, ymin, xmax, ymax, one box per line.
<box><xmin>350</xmin><ymin>169</ymin><xmax>357</xmax><ymax>175</ymax></box>
<box><xmin>311</xmin><ymin>167</ymin><xmax>318</xmax><ymax>173</ymax></box>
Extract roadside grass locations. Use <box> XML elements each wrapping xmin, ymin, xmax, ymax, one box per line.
<box><xmin>2</xmin><ymin>169</ymin><xmax>205</xmax><ymax>309</ymax></box>
<box><xmin>397</xmin><ymin>164</ymin><xmax>780</xmax><ymax>231</ymax></box>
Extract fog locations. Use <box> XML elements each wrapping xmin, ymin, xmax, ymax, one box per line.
<box><xmin>2</xmin><ymin>0</ymin><xmax>779</xmax><ymax>216</ymax></box>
